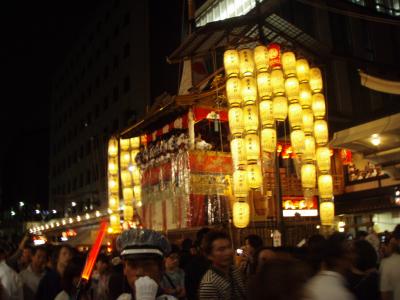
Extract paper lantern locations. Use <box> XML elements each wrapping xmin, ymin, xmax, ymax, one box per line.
<box><xmin>290</xmin><ymin>130</ymin><xmax>305</xmax><ymax>155</ymax></box>
<box><xmin>299</xmin><ymin>83</ymin><xmax>312</xmax><ymax>108</ymax></box>
<box><xmin>302</xmin><ymin>108</ymin><xmax>314</xmax><ymax>134</ymax></box>
<box><xmin>131</xmin><ymin>150</ymin><xmax>139</xmax><ymax>162</ymax></box>
<box><xmin>247</xmin><ymin>164</ymin><xmax>262</xmax><ymax>189</ymax></box>
<box><xmin>241</xmin><ymin>77</ymin><xmax>257</xmax><ymax>105</ymax></box>
<box><xmin>301</xmin><ymin>163</ymin><xmax>316</xmax><ymax>188</ymax></box>
<box><xmin>233</xmin><ymin>201</ymin><xmax>250</xmax><ymax>228</ymax></box>
<box><xmin>108</xmin><ymin>138</ymin><xmax>118</xmax><ymax>157</ymax></box>
<box><xmin>121</xmin><ymin>170</ymin><xmax>132</xmax><ymax>187</ymax></box>
<box><xmin>316</xmin><ymin>147</ymin><xmax>331</xmax><ymax>173</ymax></box>
<box><xmin>271</xmin><ymin>69</ymin><xmax>285</xmax><ymax>95</ymax></box>
<box><xmin>285</xmin><ymin>77</ymin><xmax>299</xmax><ymax>102</ymax></box>
<box><xmin>268</xmin><ymin>43</ymin><xmax>281</xmax><ymax>69</ymax></box>
<box><xmin>224</xmin><ymin>49</ymin><xmax>240</xmax><ymax>77</ymax></box>
<box><xmin>109</xmin><ymin>195</ymin><xmax>119</xmax><ymax>210</ymax></box>
<box><xmin>231</xmin><ymin>138</ymin><xmax>247</xmax><ymax>167</ymax></box>
<box><xmin>108</xmin><ymin>176</ymin><xmax>119</xmax><ymax>193</ymax></box>
<box><xmin>261</xmin><ymin>127</ymin><xmax>277</xmax><ymax>152</ymax></box>
<box><xmin>272</xmin><ymin>96</ymin><xmax>288</xmax><ymax>121</ymax></box>
<box><xmin>123</xmin><ymin>206</ymin><xmax>134</xmax><ymax>222</ymax></box>
<box><xmin>243</xmin><ymin>104</ymin><xmax>259</xmax><ymax>133</ymax></box>
<box><xmin>131</xmin><ymin>166</ymin><xmax>141</xmax><ymax>185</ymax></box>
<box><xmin>318</xmin><ymin>174</ymin><xmax>333</xmax><ymax>199</ymax></box>
<box><xmin>239</xmin><ymin>48</ymin><xmax>255</xmax><ymax>77</ymax></box>
<box><xmin>123</xmin><ymin>188</ymin><xmax>134</xmax><ymax>201</ymax></box>
<box><xmin>228</xmin><ymin>107</ymin><xmax>244</xmax><ymax>136</ymax></box>
<box><xmin>320</xmin><ymin>201</ymin><xmax>334</xmax><ymax>225</ymax></box>
<box><xmin>259</xmin><ymin>100</ymin><xmax>274</xmax><ymax>127</ymax></box>
<box><xmin>110</xmin><ymin>213</ymin><xmax>121</xmax><ymax>232</ymax></box>
<box><xmin>245</xmin><ymin>134</ymin><xmax>260</xmax><ymax>162</ymax></box>
<box><xmin>288</xmin><ymin>103</ymin><xmax>303</xmax><ymax>129</ymax></box>
<box><xmin>257</xmin><ymin>72</ymin><xmax>272</xmax><ymax>100</ymax></box>
<box><xmin>254</xmin><ymin>45</ymin><xmax>269</xmax><ymax>72</ymax></box>
<box><xmin>120</xmin><ymin>151</ymin><xmax>131</xmax><ymax>168</ymax></box>
<box><xmin>108</xmin><ymin>158</ymin><xmax>118</xmax><ymax>175</ymax></box>
<box><xmin>312</xmin><ymin>93</ymin><xmax>326</xmax><ymax>119</ymax></box>
<box><xmin>296</xmin><ymin>59</ymin><xmax>310</xmax><ymax>83</ymax></box>
<box><xmin>134</xmin><ymin>185</ymin><xmax>141</xmax><ymax>201</ymax></box>
<box><xmin>233</xmin><ymin>170</ymin><xmax>248</xmax><ymax>197</ymax></box>
<box><xmin>314</xmin><ymin>120</ymin><xmax>329</xmax><ymax>146</ymax></box>
<box><xmin>130</xmin><ymin>137</ymin><xmax>140</xmax><ymax>149</ymax></box>
<box><xmin>226</xmin><ymin>77</ymin><xmax>242</xmax><ymax>107</ymax></box>
<box><xmin>310</xmin><ymin>67</ymin><xmax>323</xmax><ymax>92</ymax></box>
<box><xmin>120</xmin><ymin>139</ymin><xmax>130</xmax><ymax>151</ymax></box>
<box><xmin>303</xmin><ymin>135</ymin><xmax>316</xmax><ymax>162</ymax></box>
<box><xmin>282</xmin><ymin>51</ymin><xmax>296</xmax><ymax>77</ymax></box>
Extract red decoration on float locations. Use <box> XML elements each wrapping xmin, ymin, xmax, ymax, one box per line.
<box><xmin>268</xmin><ymin>43</ymin><xmax>281</xmax><ymax>69</ymax></box>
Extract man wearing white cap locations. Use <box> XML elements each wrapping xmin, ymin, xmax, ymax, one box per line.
<box><xmin>116</xmin><ymin>228</ymin><xmax>177</xmax><ymax>300</ymax></box>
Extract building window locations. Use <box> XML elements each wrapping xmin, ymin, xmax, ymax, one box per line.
<box><xmin>113</xmin><ymin>86</ymin><xmax>119</xmax><ymax>102</ymax></box>
<box><xmin>124</xmin><ymin>42</ymin><xmax>130</xmax><ymax>58</ymax></box>
<box><xmin>124</xmin><ymin>76</ymin><xmax>130</xmax><ymax>93</ymax></box>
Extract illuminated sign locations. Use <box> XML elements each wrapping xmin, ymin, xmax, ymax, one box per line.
<box><xmin>282</xmin><ymin>196</ymin><xmax>318</xmax><ymax>218</ymax></box>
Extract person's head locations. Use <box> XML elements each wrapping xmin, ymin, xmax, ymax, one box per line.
<box><xmin>323</xmin><ymin>232</ymin><xmax>354</xmax><ymax>274</ymax></box>
<box><xmin>244</xmin><ymin>235</ymin><xmax>263</xmax><ymax>256</ymax></box>
<box><xmin>31</xmin><ymin>246</ymin><xmax>48</xmax><ymax>272</ymax></box>
<box><xmin>248</xmin><ymin>258</ymin><xmax>311</xmax><ymax>300</ymax></box>
<box><xmin>181</xmin><ymin>238</ymin><xmax>193</xmax><ymax>252</ymax></box>
<box><xmin>124</xmin><ymin>255</ymin><xmax>164</xmax><ymax>290</ymax></box>
<box><xmin>61</xmin><ymin>257</ymin><xmax>84</xmax><ymax>296</ymax></box>
<box><xmin>196</xmin><ymin>227</ymin><xmax>210</xmax><ymax>252</ymax></box>
<box><xmin>353</xmin><ymin>240</ymin><xmax>377</xmax><ymax>272</ymax></box>
<box><xmin>253</xmin><ymin>247</ymin><xmax>276</xmax><ymax>273</ymax></box>
<box><xmin>53</xmin><ymin>245</ymin><xmax>74</xmax><ymax>273</ymax></box>
<box><xmin>203</xmin><ymin>230</ymin><xmax>233</xmax><ymax>269</ymax></box>
<box><xmin>165</xmin><ymin>244</ymin><xmax>180</xmax><ymax>271</ymax></box>
<box><xmin>21</xmin><ymin>245</ymin><xmax>33</xmax><ymax>265</ymax></box>
<box><xmin>96</xmin><ymin>253</ymin><xmax>110</xmax><ymax>275</ymax></box>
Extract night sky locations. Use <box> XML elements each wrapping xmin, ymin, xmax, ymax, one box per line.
<box><xmin>0</xmin><ymin>0</ymin><xmax>191</xmax><ymax>216</ymax></box>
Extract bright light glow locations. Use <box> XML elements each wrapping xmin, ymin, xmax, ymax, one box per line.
<box><xmin>338</xmin><ymin>221</ymin><xmax>346</xmax><ymax>227</ymax></box>
<box><xmin>40</xmin><ymin>226</ymin><xmax>44</xmax><ymax>230</ymax></box>
<box><xmin>52</xmin><ymin>209</ymin><xmax>57</xmax><ymax>214</ymax></box>
<box><xmin>71</xmin><ymin>202</ymin><xmax>77</xmax><ymax>207</ymax></box>
<box><xmin>395</xmin><ymin>190</ymin><xmax>400</xmax><ymax>196</ymax></box>
<box><xmin>33</xmin><ymin>239</ymin><xmax>46</xmax><ymax>246</ymax></box>
<box><xmin>10</xmin><ymin>210</ymin><xmax>16</xmax><ymax>216</ymax></box>
<box><xmin>56</xmin><ymin>222</ymin><xmax>60</xmax><ymax>227</ymax></box>
<box><xmin>19</xmin><ymin>202</ymin><xmax>24</xmax><ymax>207</ymax></box>
<box><xmin>95</xmin><ymin>211</ymin><xmax>101</xmax><ymax>217</ymax></box>
<box><xmin>50</xmin><ymin>223</ymin><xmax>54</xmax><ymax>228</ymax></box>
<box><xmin>85</xmin><ymin>213</ymin><xmax>90</xmax><ymax>220</ymax></box>
<box><xmin>370</xmin><ymin>134</ymin><xmax>381</xmax><ymax>146</ymax></box>
<box><xmin>61</xmin><ymin>236</ymin><xmax>68</xmax><ymax>242</ymax></box>
<box><xmin>128</xmin><ymin>165</ymin><xmax>134</xmax><ymax>172</ymax></box>
<box><xmin>77</xmin><ymin>216</ymin><xmax>81</xmax><ymax>222</ymax></box>
<box><xmin>316</xmin><ymin>225</ymin><xmax>321</xmax><ymax>229</ymax></box>
<box><xmin>107</xmin><ymin>208</ymin><xmax>112</xmax><ymax>214</ymax></box>
<box><xmin>282</xmin><ymin>209</ymin><xmax>318</xmax><ymax>217</ymax></box>
<box><xmin>35</xmin><ymin>209</ymin><xmax>40</xmax><ymax>214</ymax></box>
<box><xmin>45</xmin><ymin>225</ymin><xmax>49</xmax><ymax>229</ymax></box>
<box><xmin>69</xmin><ymin>218</ymin><xmax>73</xmax><ymax>224</ymax></box>
<box><xmin>136</xmin><ymin>201</ymin><xmax>143</xmax><ymax>208</ymax></box>
<box><xmin>339</xmin><ymin>227</ymin><xmax>345</xmax><ymax>233</ymax></box>
<box><xmin>62</xmin><ymin>219</ymin><xmax>66</xmax><ymax>225</ymax></box>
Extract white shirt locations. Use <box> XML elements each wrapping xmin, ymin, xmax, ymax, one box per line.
<box><xmin>304</xmin><ymin>270</ymin><xmax>355</xmax><ymax>300</ymax></box>
<box><xmin>54</xmin><ymin>290</ymin><xmax>70</xmax><ymax>300</ymax></box>
<box><xmin>19</xmin><ymin>265</ymin><xmax>45</xmax><ymax>300</ymax></box>
<box><xmin>380</xmin><ymin>253</ymin><xmax>400</xmax><ymax>300</ymax></box>
<box><xmin>0</xmin><ymin>260</ymin><xmax>23</xmax><ymax>300</ymax></box>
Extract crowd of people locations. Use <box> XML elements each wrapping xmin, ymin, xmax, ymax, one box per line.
<box><xmin>0</xmin><ymin>224</ymin><xmax>399</xmax><ymax>300</ymax></box>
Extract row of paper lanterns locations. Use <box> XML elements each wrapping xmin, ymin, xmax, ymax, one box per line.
<box><xmin>107</xmin><ymin>136</ymin><xmax>142</xmax><ymax>233</ymax></box>
<box><xmin>225</xmin><ymin>44</ymin><xmax>334</xmax><ymax>228</ymax></box>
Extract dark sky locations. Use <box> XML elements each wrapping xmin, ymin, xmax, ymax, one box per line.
<box><xmin>0</xmin><ymin>0</ymin><xmax>191</xmax><ymax>214</ymax></box>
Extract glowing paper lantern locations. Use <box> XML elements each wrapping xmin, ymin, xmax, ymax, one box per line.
<box><xmin>224</xmin><ymin>49</ymin><xmax>240</xmax><ymax>77</ymax></box>
<box><xmin>301</xmin><ymin>163</ymin><xmax>316</xmax><ymax>188</ymax></box>
<box><xmin>296</xmin><ymin>59</ymin><xmax>310</xmax><ymax>82</ymax></box>
<box><xmin>271</xmin><ymin>69</ymin><xmax>285</xmax><ymax>96</ymax></box>
<box><xmin>259</xmin><ymin>100</ymin><xmax>274</xmax><ymax>128</ymax></box>
<box><xmin>243</xmin><ymin>104</ymin><xmax>259</xmax><ymax>133</ymax></box>
<box><xmin>131</xmin><ymin>150</ymin><xmax>139</xmax><ymax>162</ymax></box>
<box><xmin>108</xmin><ymin>158</ymin><xmax>118</xmax><ymax>175</ymax></box>
<box><xmin>131</xmin><ymin>167</ymin><xmax>141</xmax><ymax>185</ymax></box>
<box><xmin>123</xmin><ymin>188</ymin><xmax>134</xmax><ymax>201</ymax></box>
<box><xmin>123</xmin><ymin>206</ymin><xmax>134</xmax><ymax>222</ymax></box>
<box><xmin>310</xmin><ymin>67</ymin><xmax>323</xmax><ymax>92</ymax></box>
<box><xmin>288</xmin><ymin>103</ymin><xmax>303</xmax><ymax>129</ymax></box>
<box><xmin>247</xmin><ymin>164</ymin><xmax>262</xmax><ymax>189</ymax></box>
<box><xmin>299</xmin><ymin>82</ymin><xmax>312</xmax><ymax>108</ymax></box>
<box><xmin>121</xmin><ymin>170</ymin><xmax>132</xmax><ymax>187</ymax></box>
<box><xmin>130</xmin><ymin>137</ymin><xmax>140</xmax><ymax>149</ymax></box>
<box><xmin>134</xmin><ymin>185</ymin><xmax>141</xmax><ymax>201</ymax></box>
<box><xmin>233</xmin><ymin>201</ymin><xmax>250</xmax><ymax>228</ymax></box>
<box><xmin>241</xmin><ymin>77</ymin><xmax>257</xmax><ymax>105</ymax></box>
<box><xmin>257</xmin><ymin>72</ymin><xmax>272</xmax><ymax>100</ymax></box>
<box><xmin>261</xmin><ymin>127</ymin><xmax>277</xmax><ymax>152</ymax></box>
<box><xmin>302</xmin><ymin>108</ymin><xmax>314</xmax><ymax>134</ymax></box>
<box><xmin>318</xmin><ymin>174</ymin><xmax>333</xmax><ymax>199</ymax></box>
<box><xmin>120</xmin><ymin>151</ymin><xmax>131</xmax><ymax>168</ymax></box>
<box><xmin>268</xmin><ymin>43</ymin><xmax>281</xmax><ymax>69</ymax></box>
<box><xmin>108</xmin><ymin>176</ymin><xmax>119</xmax><ymax>193</ymax></box>
<box><xmin>228</xmin><ymin>107</ymin><xmax>244</xmax><ymax>136</ymax></box>
<box><xmin>254</xmin><ymin>45</ymin><xmax>269</xmax><ymax>72</ymax></box>
<box><xmin>312</xmin><ymin>93</ymin><xmax>326</xmax><ymax>119</ymax></box>
<box><xmin>239</xmin><ymin>48</ymin><xmax>255</xmax><ymax>77</ymax></box>
<box><xmin>320</xmin><ymin>201</ymin><xmax>334</xmax><ymax>225</ymax></box>
<box><xmin>282</xmin><ymin>52</ymin><xmax>296</xmax><ymax>77</ymax></box>
<box><xmin>316</xmin><ymin>147</ymin><xmax>331</xmax><ymax>173</ymax></box>
<box><xmin>303</xmin><ymin>135</ymin><xmax>316</xmax><ymax>162</ymax></box>
<box><xmin>314</xmin><ymin>120</ymin><xmax>329</xmax><ymax>146</ymax></box>
<box><xmin>231</xmin><ymin>138</ymin><xmax>247</xmax><ymax>167</ymax></box>
<box><xmin>233</xmin><ymin>170</ymin><xmax>248</xmax><ymax>197</ymax></box>
<box><xmin>120</xmin><ymin>139</ymin><xmax>130</xmax><ymax>151</ymax></box>
<box><xmin>245</xmin><ymin>134</ymin><xmax>260</xmax><ymax>162</ymax></box>
<box><xmin>110</xmin><ymin>213</ymin><xmax>121</xmax><ymax>232</ymax></box>
<box><xmin>285</xmin><ymin>77</ymin><xmax>300</xmax><ymax>102</ymax></box>
<box><xmin>272</xmin><ymin>96</ymin><xmax>288</xmax><ymax>121</ymax></box>
<box><xmin>290</xmin><ymin>130</ymin><xmax>305</xmax><ymax>155</ymax></box>
<box><xmin>108</xmin><ymin>138</ymin><xmax>118</xmax><ymax>157</ymax></box>
<box><xmin>226</xmin><ymin>78</ymin><xmax>242</xmax><ymax>107</ymax></box>
<box><xmin>109</xmin><ymin>195</ymin><xmax>119</xmax><ymax>210</ymax></box>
